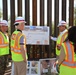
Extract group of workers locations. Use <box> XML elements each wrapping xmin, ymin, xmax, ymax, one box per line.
<box><xmin>0</xmin><ymin>16</ymin><xmax>76</xmax><ymax>75</ymax></box>
<box><xmin>0</xmin><ymin>17</ymin><xmax>28</xmax><ymax>75</ymax></box>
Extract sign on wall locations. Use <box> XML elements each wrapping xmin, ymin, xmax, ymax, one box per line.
<box><xmin>23</xmin><ymin>26</ymin><xmax>49</xmax><ymax>45</ymax></box>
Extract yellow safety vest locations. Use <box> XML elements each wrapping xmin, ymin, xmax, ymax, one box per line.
<box><xmin>11</xmin><ymin>31</ymin><xmax>28</xmax><ymax>61</ymax></box>
<box><xmin>59</xmin><ymin>41</ymin><xmax>76</xmax><ymax>75</ymax></box>
<box><xmin>0</xmin><ymin>31</ymin><xmax>9</xmax><ymax>56</ymax></box>
<box><xmin>56</xmin><ymin>31</ymin><xmax>68</xmax><ymax>55</ymax></box>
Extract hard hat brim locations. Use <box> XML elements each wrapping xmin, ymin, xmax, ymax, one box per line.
<box><xmin>14</xmin><ymin>21</ymin><xmax>27</xmax><ymax>25</ymax></box>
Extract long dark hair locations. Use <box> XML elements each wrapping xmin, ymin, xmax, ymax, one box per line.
<box><xmin>68</xmin><ymin>26</ymin><xmax>76</xmax><ymax>53</ymax></box>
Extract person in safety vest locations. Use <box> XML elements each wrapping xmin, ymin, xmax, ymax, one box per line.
<box><xmin>51</xmin><ymin>20</ymin><xmax>68</xmax><ymax>58</ymax></box>
<box><xmin>54</xmin><ymin>26</ymin><xmax>76</xmax><ymax>75</ymax></box>
<box><xmin>11</xmin><ymin>16</ymin><xmax>28</xmax><ymax>75</ymax></box>
<box><xmin>0</xmin><ymin>20</ymin><xmax>9</xmax><ymax>75</ymax></box>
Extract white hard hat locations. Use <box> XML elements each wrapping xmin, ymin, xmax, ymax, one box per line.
<box><xmin>14</xmin><ymin>16</ymin><xmax>26</xmax><ymax>25</ymax></box>
<box><xmin>0</xmin><ymin>20</ymin><xmax>8</xmax><ymax>26</ymax></box>
<box><xmin>57</xmin><ymin>20</ymin><xmax>67</xmax><ymax>27</ymax></box>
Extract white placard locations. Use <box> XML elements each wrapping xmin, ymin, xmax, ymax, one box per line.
<box><xmin>23</xmin><ymin>26</ymin><xmax>49</xmax><ymax>45</ymax></box>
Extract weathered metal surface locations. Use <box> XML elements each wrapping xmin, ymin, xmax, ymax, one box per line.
<box><xmin>3</xmin><ymin>0</ymin><xmax>8</xmax><ymax>20</ymax></box>
<box><xmin>25</xmin><ymin>0</ymin><xmax>30</xmax><ymax>25</ymax></box>
<box><xmin>32</xmin><ymin>0</ymin><xmax>37</xmax><ymax>25</ymax></box>
<box><xmin>18</xmin><ymin>0</ymin><xmax>22</xmax><ymax>16</ymax></box>
<box><xmin>10</xmin><ymin>0</ymin><xmax>15</xmax><ymax>34</ymax></box>
<box><xmin>47</xmin><ymin>0</ymin><xmax>52</xmax><ymax>58</ymax></box>
<box><xmin>69</xmin><ymin>0</ymin><xmax>74</xmax><ymax>26</ymax></box>
<box><xmin>62</xmin><ymin>0</ymin><xmax>66</xmax><ymax>21</ymax></box>
<box><xmin>54</xmin><ymin>0</ymin><xmax>59</xmax><ymax>36</ymax></box>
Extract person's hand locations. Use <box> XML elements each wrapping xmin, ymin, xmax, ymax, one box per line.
<box><xmin>53</xmin><ymin>62</ymin><xmax>56</xmax><ymax>67</ymax></box>
<box><xmin>57</xmin><ymin>45</ymin><xmax>61</xmax><ymax>50</ymax></box>
<box><xmin>50</xmin><ymin>36</ymin><xmax>53</xmax><ymax>39</ymax></box>
<box><xmin>23</xmin><ymin>59</ymin><xmax>27</xmax><ymax>63</ymax></box>
<box><xmin>56</xmin><ymin>64</ymin><xmax>60</xmax><ymax>73</ymax></box>
<box><xmin>51</xmin><ymin>62</ymin><xmax>58</xmax><ymax>74</ymax></box>
<box><xmin>53</xmin><ymin>62</ymin><xmax>60</xmax><ymax>73</ymax></box>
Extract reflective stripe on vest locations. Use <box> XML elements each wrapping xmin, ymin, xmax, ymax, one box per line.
<box><xmin>62</xmin><ymin>61</ymin><xmax>76</xmax><ymax>68</ymax></box>
<box><xmin>11</xmin><ymin>46</ymin><xmax>21</xmax><ymax>54</ymax></box>
<box><xmin>62</xmin><ymin>41</ymin><xmax>76</xmax><ymax>68</ymax></box>
<box><xmin>0</xmin><ymin>43</ymin><xmax>9</xmax><ymax>48</ymax></box>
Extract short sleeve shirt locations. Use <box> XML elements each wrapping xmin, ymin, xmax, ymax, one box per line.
<box><xmin>19</xmin><ymin>35</ymin><xmax>25</xmax><ymax>45</ymax></box>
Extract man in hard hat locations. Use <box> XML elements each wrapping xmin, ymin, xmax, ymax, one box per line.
<box><xmin>11</xmin><ymin>16</ymin><xmax>28</xmax><ymax>75</ymax></box>
<box><xmin>0</xmin><ymin>20</ymin><xmax>9</xmax><ymax>75</ymax></box>
<box><xmin>54</xmin><ymin>26</ymin><xmax>76</xmax><ymax>75</ymax></box>
<box><xmin>51</xmin><ymin>20</ymin><xmax>68</xmax><ymax>58</ymax></box>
